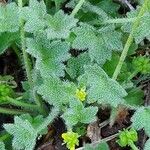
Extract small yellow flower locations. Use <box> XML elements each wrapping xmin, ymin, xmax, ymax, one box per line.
<box><xmin>62</xmin><ymin>131</ymin><xmax>80</xmax><ymax>150</ymax></box>
<box><xmin>75</xmin><ymin>88</ymin><xmax>87</xmax><ymax>101</ymax></box>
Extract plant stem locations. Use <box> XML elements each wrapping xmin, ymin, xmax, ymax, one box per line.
<box><xmin>127</xmin><ymin>70</ymin><xmax>138</xmax><ymax>81</ymax></box>
<box><xmin>18</xmin><ymin>0</ymin><xmax>46</xmax><ymax>114</ymax></box>
<box><xmin>7</xmin><ymin>97</ymin><xmax>39</xmax><ymax>111</ymax></box>
<box><xmin>76</xmin><ymin>133</ymin><xmax>119</xmax><ymax>150</ymax></box>
<box><xmin>71</xmin><ymin>0</ymin><xmax>85</xmax><ymax>16</ymax></box>
<box><xmin>0</xmin><ymin>107</ymin><xmax>28</xmax><ymax>115</ymax></box>
<box><xmin>12</xmin><ymin>44</ymin><xmax>22</xmax><ymax>64</ymax></box>
<box><xmin>129</xmin><ymin>141</ymin><xmax>139</xmax><ymax>150</ymax></box>
<box><xmin>18</xmin><ymin>0</ymin><xmax>33</xmax><ymax>88</ymax></box>
<box><xmin>102</xmin><ymin>17</ymin><xmax>136</xmax><ymax>24</ymax></box>
<box><xmin>112</xmin><ymin>0</ymin><xmax>149</xmax><ymax>80</ymax></box>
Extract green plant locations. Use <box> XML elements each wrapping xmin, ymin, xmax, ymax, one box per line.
<box><xmin>117</xmin><ymin>128</ymin><xmax>138</xmax><ymax>150</ymax></box>
<box><xmin>62</xmin><ymin>131</ymin><xmax>80</xmax><ymax>150</ymax></box>
<box><xmin>0</xmin><ymin>0</ymin><xmax>150</xmax><ymax>149</ymax></box>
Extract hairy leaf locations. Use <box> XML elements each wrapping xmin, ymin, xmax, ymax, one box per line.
<box><xmin>122</xmin><ymin>7</ymin><xmax>150</xmax><ymax>43</ymax></box>
<box><xmin>81</xmin><ymin>65</ymin><xmax>127</xmax><ymax>107</ymax></box>
<box><xmin>38</xmin><ymin>77</ymin><xmax>77</xmax><ymax>108</ymax></box>
<box><xmin>0</xmin><ymin>32</ymin><xmax>20</xmax><ymax>55</ymax></box>
<box><xmin>97</xmin><ymin>0</ymin><xmax>120</xmax><ymax>17</ymax></box>
<box><xmin>0</xmin><ymin>3</ymin><xmax>19</xmax><ymax>32</ymax></box>
<box><xmin>46</xmin><ymin>10</ymin><xmax>78</xmax><ymax>39</ymax></box>
<box><xmin>23</xmin><ymin>0</ymin><xmax>47</xmax><ymax>33</ymax></box>
<box><xmin>131</xmin><ymin>107</ymin><xmax>150</xmax><ymax>136</ymax></box>
<box><xmin>144</xmin><ymin>139</ymin><xmax>150</xmax><ymax>150</ymax></box>
<box><xmin>61</xmin><ymin>99</ymin><xmax>98</xmax><ymax>128</ymax></box>
<box><xmin>72</xmin><ymin>24</ymin><xmax>123</xmax><ymax>65</ymax></box>
<box><xmin>0</xmin><ymin>142</ymin><xmax>5</xmax><ymax>150</ymax></box>
<box><xmin>4</xmin><ymin>116</ymin><xmax>38</xmax><ymax>150</ymax></box>
<box><xmin>4</xmin><ymin>109</ymin><xmax>58</xmax><ymax>150</ymax></box>
<box><xmin>125</xmin><ymin>88</ymin><xmax>144</xmax><ymax>106</ymax></box>
<box><xmin>66</xmin><ymin>53</ymin><xmax>91</xmax><ymax>79</ymax></box>
<box><xmin>26</xmin><ymin>34</ymin><xmax>70</xmax><ymax>77</ymax></box>
<box><xmin>134</xmin><ymin>13</ymin><xmax>150</xmax><ymax>43</ymax></box>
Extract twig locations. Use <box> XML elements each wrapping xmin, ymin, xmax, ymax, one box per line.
<box><xmin>99</xmin><ymin>120</ymin><xmax>109</xmax><ymax>128</ymax></box>
<box><xmin>119</xmin><ymin>0</ymin><xmax>135</xmax><ymax>10</ymax></box>
<box><xmin>76</xmin><ymin>133</ymin><xmax>119</xmax><ymax>150</ymax></box>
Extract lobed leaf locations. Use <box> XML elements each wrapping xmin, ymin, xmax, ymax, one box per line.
<box><xmin>131</xmin><ymin>107</ymin><xmax>150</xmax><ymax>136</ymax></box>
<box><xmin>38</xmin><ymin>76</ymin><xmax>77</xmax><ymax>108</ymax></box>
<box><xmin>26</xmin><ymin>33</ymin><xmax>70</xmax><ymax>77</ymax></box>
<box><xmin>0</xmin><ymin>3</ymin><xmax>19</xmax><ymax>32</ymax></box>
<box><xmin>61</xmin><ymin>99</ymin><xmax>98</xmax><ymax>128</ymax></box>
<box><xmin>66</xmin><ymin>53</ymin><xmax>91</xmax><ymax>79</ymax></box>
<box><xmin>144</xmin><ymin>139</ymin><xmax>150</xmax><ymax>150</ymax></box>
<box><xmin>72</xmin><ymin>24</ymin><xmax>123</xmax><ymax>65</ymax></box>
<box><xmin>0</xmin><ymin>32</ymin><xmax>20</xmax><ymax>55</ymax></box>
<box><xmin>23</xmin><ymin>0</ymin><xmax>47</xmax><ymax>33</ymax></box>
<box><xmin>0</xmin><ymin>142</ymin><xmax>5</xmax><ymax>150</ymax></box>
<box><xmin>81</xmin><ymin>65</ymin><xmax>127</xmax><ymax>107</ymax></box>
<box><xmin>46</xmin><ymin>10</ymin><xmax>78</xmax><ymax>39</ymax></box>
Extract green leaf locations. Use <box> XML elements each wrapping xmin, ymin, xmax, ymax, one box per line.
<box><xmin>52</xmin><ymin>0</ymin><xmax>66</xmax><ymax>10</ymax></box>
<box><xmin>117</xmin><ymin>128</ymin><xmax>138</xmax><ymax>147</ymax></box>
<box><xmin>131</xmin><ymin>107</ymin><xmax>150</xmax><ymax>136</ymax></box>
<box><xmin>66</xmin><ymin>0</ymin><xmax>108</xmax><ymax>21</ymax></box>
<box><xmin>134</xmin><ymin>13</ymin><xmax>150</xmax><ymax>43</ymax></box>
<box><xmin>132</xmin><ymin>55</ymin><xmax>150</xmax><ymax>74</ymax></box>
<box><xmin>84</xmin><ymin>142</ymin><xmax>110</xmax><ymax>150</ymax></box>
<box><xmin>97</xmin><ymin>0</ymin><xmax>120</xmax><ymax>17</ymax></box>
<box><xmin>144</xmin><ymin>139</ymin><xmax>150</xmax><ymax>150</ymax></box>
<box><xmin>66</xmin><ymin>53</ymin><xmax>91</xmax><ymax>79</ymax></box>
<box><xmin>82</xmin><ymin>65</ymin><xmax>127</xmax><ymax>107</ymax></box>
<box><xmin>26</xmin><ymin>34</ymin><xmax>70</xmax><ymax>77</ymax></box>
<box><xmin>0</xmin><ymin>142</ymin><xmax>5</xmax><ymax>150</ymax></box>
<box><xmin>0</xmin><ymin>84</ymin><xmax>14</xmax><ymax>104</ymax></box>
<box><xmin>23</xmin><ymin>0</ymin><xmax>47</xmax><ymax>33</ymax></box>
<box><xmin>4</xmin><ymin>116</ymin><xmax>38</xmax><ymax>150</ymax></box>
<box><xmin>72</xmin><ymin>24</ymin><xmax>123</xmax><ymax>65</ymax></box>
<box><xmin>61</xmin><ymin>99</ymin><xmax>98</xmax><ymax>128</ymax></box>
<box><xmin>20</xmin><ymin>114</ymin><xmax>47</xmax><ymax>134</ymax></box>
<box><xmin>4</xmin><ymin>109</ymin><xmax>58</xmax><ymax>150</ymax></box>
<box><xmin>0</xmin><ymin>3</ymin><xmax>19</xmax><ymax>32</ymax></box>
<box><xmin>0</xmin><ymin>32</ymin><xmax>20</xmax><ymax>55</ymax></box>
<box><xmin>121</xmin><ymin>8</ymin><xmax>139</xmax><ymax>33</ymax></box>
<box><xmin>38</xmin><ymin>77</ymin><xmax>77</xmax><ymax>108</ymax></box>
<box><xmin>45</xmin><ymin>10</ymin><xmax>78</xmax><ymax>39</ymax></box>
<box><xmin>121</xmin><ymin>6</ymin><xmax>150</xmax><ymax>43</ymax></box>
<box><xmin>125</xmin><ymin>88</ymin><xmax>144</xmax><ymax>106</ymax></box>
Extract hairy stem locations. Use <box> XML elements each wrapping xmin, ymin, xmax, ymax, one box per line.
<box><xmin>7</xmin><ymin>97</ymin><xmax>39</xmax><ymax>111</ymax></box>
<box><xmin>112</xmin><ymin>0</ymin><xmax>149</xmax><ymax>80</ymax></box>
<box><xmin>18</xmin><ymin>0</ymin><xmax>32</xmax><ymax>87</ymax></box>
<box><xmin>0</xmin><ymin>107</ymin><xmax>28</xmax><ymax>115</ymax></box>
<box><xmin>71</xmin><ymin>0</ymin><xmax>85</xmax><ymax>16</ymax></box>
<box><xmin>103</xmin><ymin>17</ymin><xmax>136</xmax><ymax>24</ymax></box>
<box><xmin>18</xmin><ymin>0</ymin><xmax>46</xmax><ymax>114</ymax></box>
<box><xmin>12</xmin><ymin>44</ymin><xmax>22</xmax><ymax>64</ymax></box>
